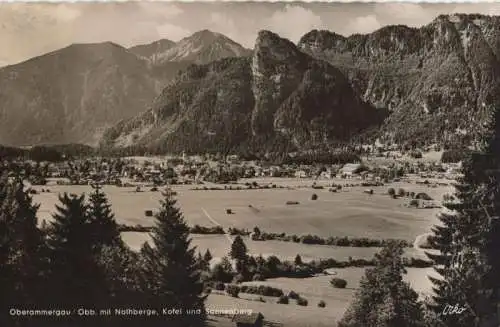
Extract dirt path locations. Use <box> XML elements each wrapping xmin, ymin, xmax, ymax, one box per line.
<box><xmin>413</xmin><ymin>233</ymin><xmax>432</xmax><ymax>253</ymax></box>
<box><xmin>201</xmin><ymin>207</ymin><xmax>234</xmax><ymax>244</ymax></box>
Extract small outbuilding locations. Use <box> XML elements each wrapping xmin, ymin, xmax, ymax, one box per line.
<box><xmin>232</xmin><ymin>312</ymin><xmax>264</xmax><ymax>327</ymax></box>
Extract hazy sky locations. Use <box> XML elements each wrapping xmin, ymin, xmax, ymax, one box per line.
<box><xmin>1</xmin><ymin>2</ymin><xmax>500</xmax><ymax>66</ymax></box>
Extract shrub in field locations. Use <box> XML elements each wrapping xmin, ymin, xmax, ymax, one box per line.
<box><xmin>387</xmin><ymin>188</ymin><xmax>396</xmax><ymax>196</ymax></box>
<box><xmin>397</xmin><ymin>188</ymin><xmax>406</xmax><ymax>197</ymax></box>
<box><xmin>288</xmin><ymin>291</ymin><xmax>300</xmax><ymax>300</ymax></box>
<box><xmin>311</xmin><ymin>193</ymin><xmax>318</xmax><ymax>200</ymax></box>
<box><xmin>277</xmin><ymin>295</ymin><xmax>289</xmax><ymax>304</ymax></box>
<box><xmin>232</xmin><ymin>274</ymin><xmax>245</xmax><ymax>284</ymax></box>
<box><xmin>226</xmin><ymin>284</ymin><xmax>240</xmax><ymax>298</ymax></box>
<box><xmin>296</xmin><ymin>297</ymin><xmax>308</xmax><ymax>306</ymax></box>
<box><xmin>318</xmin><ymin>300</ymin><xmax>326</xmax><ymax>308</ymax></box>
<box><xmin>409</xmin><ymin>199</ymin><xmax>420</xmax><ymax>207</ymax></box>
<box><xmin>330</xmin><ymin>278</ymin><xmax>348</xmax><ymax>288</ymax></box>
<box><xmin>214</xmin><ymin>282</ymin><xmax>225</xmax><ymax>291</ymax></box>
<box><xmin>252</xmin><ymin>273</ymin><xmax>265</xmax><ymax>281</ymax></box>
<box><xmin>240</xmin><ymin>285</ymin><xmax>284</xmax><ymax>297</ymax></box>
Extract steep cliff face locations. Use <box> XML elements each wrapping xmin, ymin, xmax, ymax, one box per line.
<box><xmin>298</xmin><ymin>14</ymin><xmax>500</xmax><ymax>146</ymax></box>
<box><xmin>101</xmin><ymin>30</ymin><xmax>383</xmax><ymax>154</ymax></box>
<box><xmin>251</xmin><ymin>30</ymin><xmax>382</xmax><ymax>147</ymax></box>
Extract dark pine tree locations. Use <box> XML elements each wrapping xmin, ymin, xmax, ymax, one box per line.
<box><xmin>230</xmin><ymin>235</ymin><xmax>248</xmax><ymax>262</ymax></box>
<box><xmin>203</xmin><ymin>249</ymin><xmax>213</xmax><ymax>266</ymax></box>
<box><xmin>339</xmin><ymin>241</ymin><xmax>425</xmax><ymax>327</ymax></box>
<box><xmin>0</xmin><ymin>176</ymin><xmax>46</xmax><ymax>326</ymax></box>
<box><xmin>230</xmin><ymin>235</ymin><xmax>249</xmax><ymax>277</ymax></box>
<box><xmin>46</xmin><ymin>193</ymin><xmax>108</xmax><ymax>314</ymax></box>
<box><xmin>294</xmin><ymin>254</ymin><xmax>303</xmax><ymax>266</ymax></box>
<box><xmin>140</xmin><ymin>191</ymin><xmax>206</xmax><ymax>327</ymax></box>
<box><xmin>0</xmin><ymin>172</ymin><xmax>15</xmax><ymax>326</ymax></box>
<box><xmin>427</xmin><ymin>105</ymin><xmax>500</xmax><ymax>327</ymax></box>
<box><xmin>87</xmin><ymin>183</ymin><xmax>121</xmax><ymax>249</ymax></box>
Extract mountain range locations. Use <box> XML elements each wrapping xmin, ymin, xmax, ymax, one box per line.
<box><xmin>0</xmin><ymin>30</ymin><xmax>250</xmax><ymax>147</ymax></box>
<box><xmin>2</xmin><ymin>14</ymin><xmax>500</xmax><ymax>154</ymax></box>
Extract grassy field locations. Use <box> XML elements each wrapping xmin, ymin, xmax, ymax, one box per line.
<box><xmin>121</xmin><ymin>233</ymin><xmax>428</xmax><ymax>262</ymax></box>
<box><xmin>33</xmin><ymin>178</ymin><xmax>452</xmax><ymax>242</ymax></box>
<box><xmin>205</xmin><ymin>267</ymin><xmax>440</xmax><ymax>327</ymax></box>
<box><xmin>31</xmin><ymin>177</ymin><xmax>450</xmax><ymax>327</ymax></box>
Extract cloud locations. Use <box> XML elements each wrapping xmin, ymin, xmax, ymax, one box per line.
<box><xmin>452</xmin><ymin>3</ymin><xmax>500</xmax><ymax>16</ymax></box>
<box><xmin>156</xmin><ymin>23</ymin><xmax>192</xmax><ymax>41</ymax></box>
<box><xmin>343</xmin><ymin>15</ymin><xmax>382</xmax><ymax>35</ymax></box>
<box><xmin>374</xmin><ymin>3</ymin><xmax>432</xmax><ymax>27</ymax></box>
<box><xmin>0</xmin><ymin>3</ymin><xmax>83</xmax><ymax>64</ymax></box>
<box><xmin>262</xmin><ymin>5</ymin><xmax>326</xmax><ymax>43</ymax></box>
<box><xmin>208</xmin><ymin>12</ymin><xmax>255</xmax><ymax>47</ymax></box>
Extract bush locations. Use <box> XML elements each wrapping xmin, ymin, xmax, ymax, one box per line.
<box><xmin>311</xmin><ymin>193</ymin><xmax>318</xmax><ymax>200</ymax></box>
<box><xmin>288</xmin><ymin>291</ymin><xmax>300</xmax><ymax>300</ymax></box>
<box><xmin>226</xmin><ymin>284</ymin><xmax>241</xmax><ymax>298</ymax></box>
<box><xmin>330</xmin><ymin>278</ymin><xmax>347</xmax><ymax>289</ymax></box>
<box><xmin>409</xmin><ymin>199</ymin><xmax>419</xmax><ymax>207</ymax></box>
<box><xmin>239</xmin><ymin>285</ymin><xmax>284</xmax><ymax>297</ymax></box>
<box><xmin>297</xmin><ymin>297</ymin><xmax>308</xmax><ymax>306</ymax></box>
<box><xmin>232</xmin><ymin>274</ymin><xmax>245</xmax><ymax>284</ymax></box>
<box><xmin>214</xmin><ymin>282</ymin><xmax>225</xmax><ymax>291</ymax></box>
<box><xmin>318</xmin><ymin>300</ymin><xmax>326</xmax><ymax>308</ymax></box>
<box><xmin>252</xmin><ymin>274</ymin><xmax>265</xmax><ymax>281</ymax></box>
<box><xmin>387</xmin><ymin>188</ymin><xmax>396</xmax><ymax>196</ymax></box>
<box><xmin>277</xmin><ymin>295</ymin><xmax>289</xmax><ymax>304</ymax></box>
<box><xmin>397</xmin><ymin>188</ymin><xmax>406</xmax><ymax>197</ymax></box>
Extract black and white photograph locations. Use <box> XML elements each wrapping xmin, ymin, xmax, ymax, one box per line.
<box><xmin>1</xmin><ymin>1</ymin><xmax>500</xmax><ymax>327</ymax></box>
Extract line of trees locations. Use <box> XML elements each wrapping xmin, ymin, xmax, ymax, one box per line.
<box><xmin>0</xmin><ymin>177</ymin><xmax>206</xmax><ymax>327</ymax></box>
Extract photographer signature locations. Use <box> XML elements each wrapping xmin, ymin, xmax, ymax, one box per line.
<box><xmin>440</xmin><ymin>304</ymin><xmax>468</xmax><ymax>316</ymax></box>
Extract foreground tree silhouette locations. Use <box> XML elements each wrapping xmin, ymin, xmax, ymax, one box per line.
<box><xmin>87</xmin><ymin>184</ymin><xmax>121</xmax><ymax>250</ymax></box>
<box><xmin>339</xmin><ymin>241</ymin><xmax>425</xmax><ymax>327</ymax></box>
<box><xmin>46</xmin><ymin>193</ymin><xmax>107</xmax><ymax>312</ymax></box>
<box><xmin>427</xmin><ymin>106</ymin><xmax>500</xmax><ymax>327</ymax></box>
<box><xmin>0</xmin><ymin>176</ymin><xmax>46</xmax><ymax>326</ymax></box>
<box><xmin>141</xmin><ymin>191</ymin><xmax>206</xmax><ymax>327</ymax></box>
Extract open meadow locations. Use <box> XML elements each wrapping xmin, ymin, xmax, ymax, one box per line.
<box><xmin>30</xmin><ymin>177</ymin><xmax>450</xmax><ymax>326</ymax></box>
<box><xmin>33</xmin><ymin>177</ymin><xmax>452</xmax><ymax>241</ymax></box>
<box><xmin>204</xmin><ymin>267</ymin><xmax>440</xmax><ymax>327</ymax></box>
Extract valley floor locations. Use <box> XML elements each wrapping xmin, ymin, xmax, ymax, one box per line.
<box><xmin>31</xmin><ymin>177</ymin><xmax>450</xmax><ymax>327</ymax></box>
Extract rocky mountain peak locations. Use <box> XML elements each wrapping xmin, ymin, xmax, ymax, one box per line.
<box><xmin>128</xmin><ymin>39</ymin><xmax>176</xmax><ymax>61</ymax></box>
<box><xmin>153</xmin><ymin>30</ymin><xmax>252</xmax><ymax>65</ymax></box>
<box><xmin>253</xmin><ymin>30</ymin><xmax>308</xmax><ymax>74</ymax></box>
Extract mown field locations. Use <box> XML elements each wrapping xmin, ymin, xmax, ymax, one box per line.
<box><xmin>31</xmin><ymin>177</ymin><xmax>450</xmax><ymax>327</ymax></box>
<box><xmin>204</xmin><ymin>267</ymin><xmax>440</xmax><ymax>327</ymax></box>
<box><xmin>33</xmin><ymin>178</ymin><xmax>452</xmax><ymax>241</ymax></box>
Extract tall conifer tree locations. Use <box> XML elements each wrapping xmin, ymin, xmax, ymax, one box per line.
<box><xmin>141</xmin><ymin>190</ymin><xmax>206</xmax><ymax>327</ymax></box>
<box><xmin>46</xmin><ymin>193</ymin><xmax>107</xmax><ymax>310</ymax></box>
<box><xmin>427</xmin><ymin>105</ymin><xmax>500</xmax><ymax>327</ymax></box>
<box><xmin>87</xmin><ymin>184</ymin><xmax>121</xmax><ymax>249</ymax></box>
<box><xmin>339</xmin><ymin>241</ymin><xmax>425</xmax><ymax>327</ymax></box>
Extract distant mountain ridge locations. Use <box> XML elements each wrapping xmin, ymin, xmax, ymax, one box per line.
<box><xmin>100</xmin><ymin>30</ymin><xmax>384</xmax><ymax>155</ymax></box>
<box><xmin>0</xmin><ymin>30</ymin><xmax>250</xmax><ymax>147</ymax></box>
<box><xmin>298</xmin><ymin>13</ymin><xmax>500</xmax><ymax>147</ymax></box>
<box><xmin>2</xmin><ymin>16</ymin><xmax>500</xmax><ymax>153</ymax></box>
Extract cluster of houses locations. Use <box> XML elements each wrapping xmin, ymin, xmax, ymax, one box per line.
<box><xmin>5</xmin><ymin>152</ymin><xmax>462</xmax><ymax>187</ymax></box>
